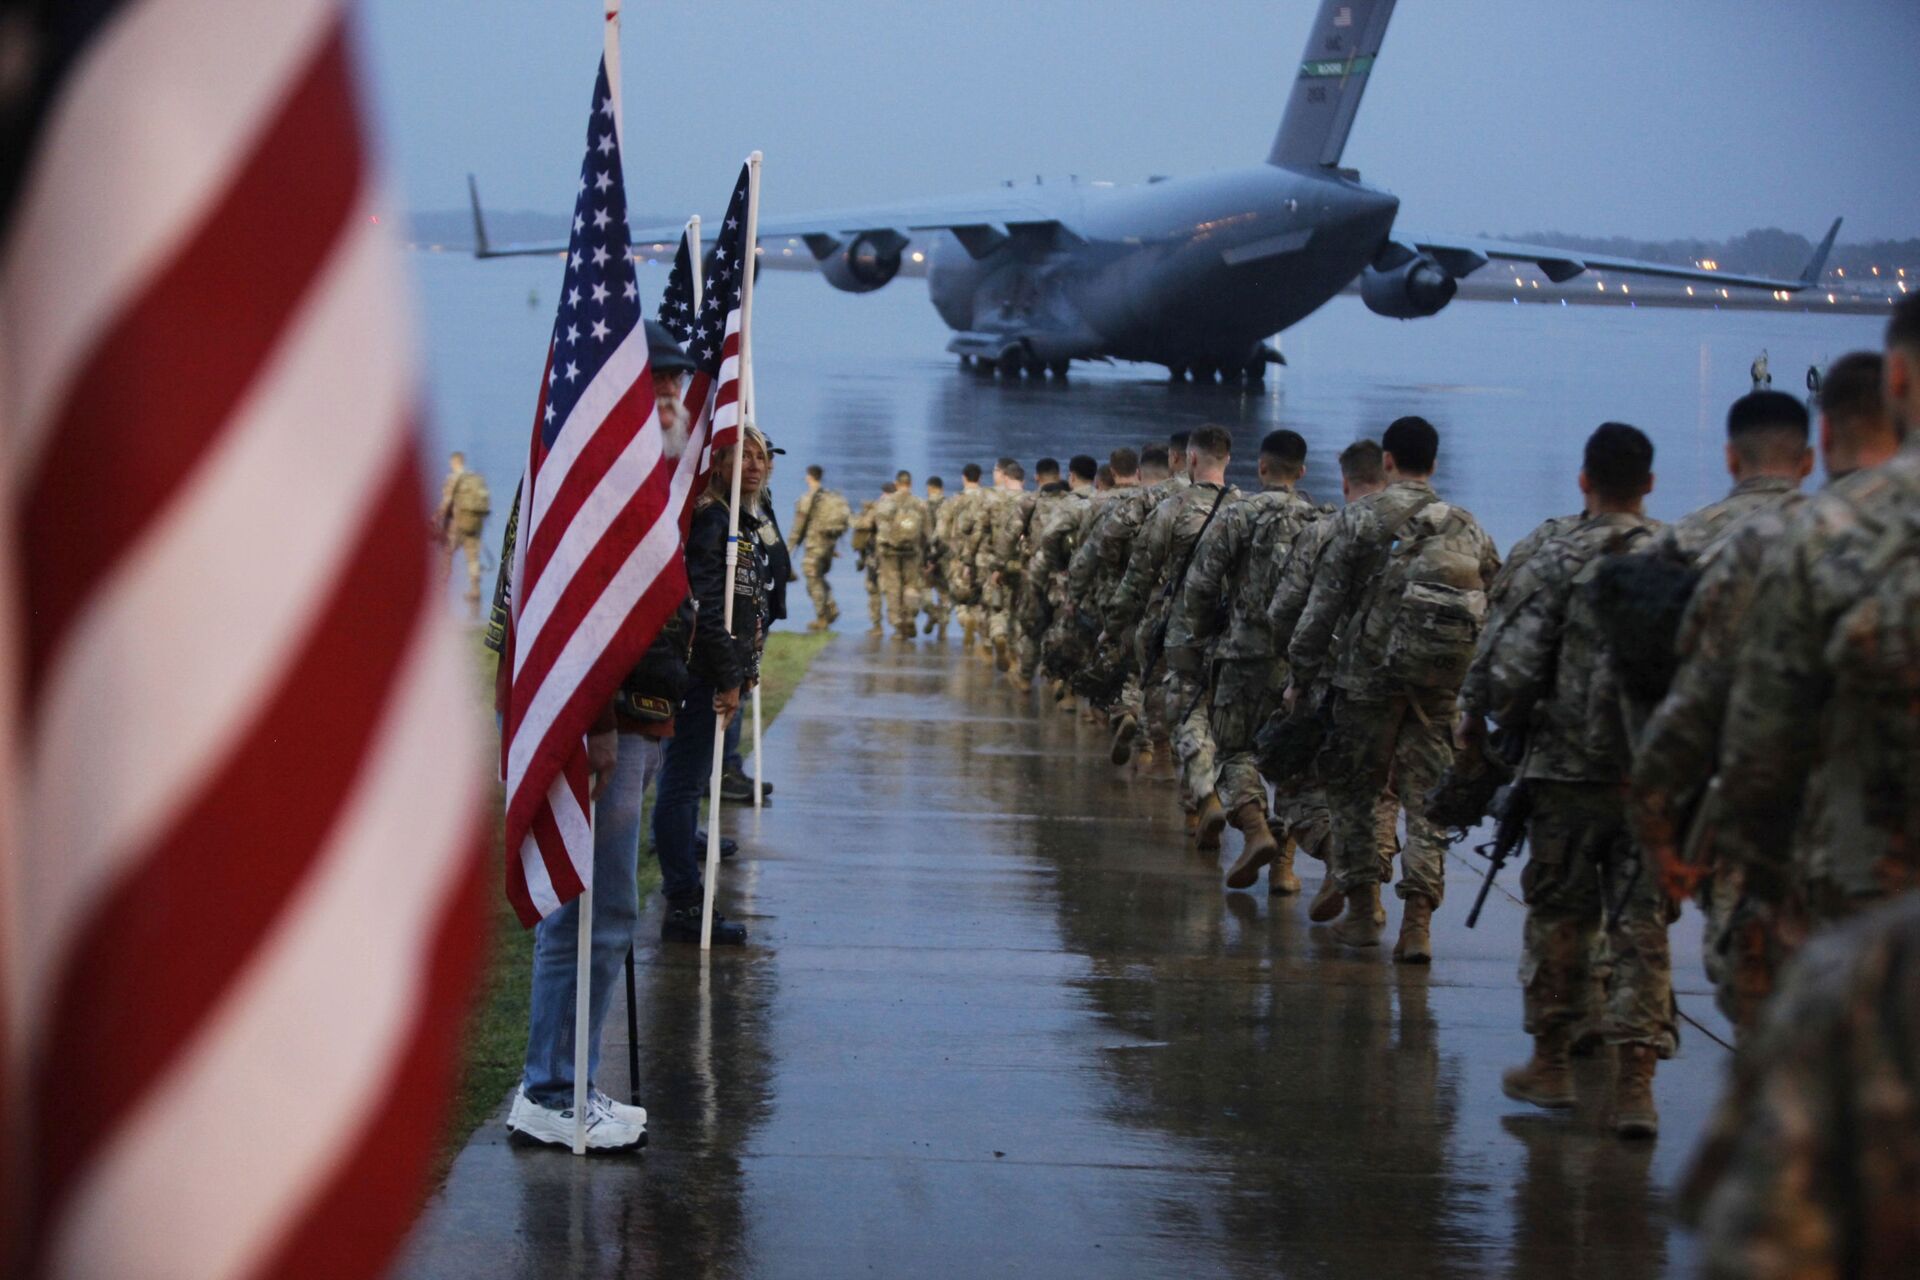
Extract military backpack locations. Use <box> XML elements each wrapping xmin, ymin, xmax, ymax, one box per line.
<box><xmin>1355</xmin><ymin>498</ymin><xmax>1489</xmax><ymax>691</ymax></box>
<box><xmin>449</xmin><ymin>471</ymin><xmax>491</xmax><ymax>535</ymax></box>
<box><xmin>881</xmin><ymin>496</ymin><xmax>925</xmax><ymax>548</ymax></box>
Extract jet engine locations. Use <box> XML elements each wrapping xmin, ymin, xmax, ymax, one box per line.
<box><xmin>819</xmin><ymin>232</ymin><xmax>905</xmax><ymax>294</ymax></box>
<box><xmin>1359</xmin><ymin>251</ymin><xmax>1457</xmax><ymax>319</ymax></box>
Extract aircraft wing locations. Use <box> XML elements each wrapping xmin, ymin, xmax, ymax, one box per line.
<box><xmin>470</xmin><ymin>173</ymin><xmax>1084</xmax><ymax>261</ymax></box>
<box><xmin>1393</xmin><ymin>218</ymin><xmax>1842</xmax><ymax>294</ymax></box>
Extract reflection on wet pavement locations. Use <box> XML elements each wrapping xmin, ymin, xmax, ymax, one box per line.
<box><xmin>397</xmin><ymin>638</ymin><xmax>1726</xmax><ymax>1278</ymax></box>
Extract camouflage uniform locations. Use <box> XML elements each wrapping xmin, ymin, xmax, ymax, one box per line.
<box><xmin>1014</xmin><ymin>486</ymin><xmax>1079</xmax><ymax>681</ymax></box>
<box><xmin>976</xmin><ymin>488</ymin><xmax>1029</xmax><ymax>658</ymax></box>
<box><xmin>1070</xmin><ymin>483</ymin><xmax>1157</xmax><ymax>716</ymax></box>
<box><xmin>850</xmin><ymin>499</ymin><xmax>885</xmax><ymax>631</ymax></box>
<box><xmin>1474</xmin><ymin>512</ymin><xmax>1670</xmax><ymax>1046</ymax></box>
<box><xmin>941</xmin><ymin>486</ymin><xmax>989</xmax><ymax>645</ymax></box>
<box><xmin>1718</xmin><ymin>441</ymin><xmax>1920</xmax><ymax>926</ymax></box>
<box><xmin>874</xmin><ymin>489</ymin><xmax>929</xmax><ymax>639</ymax></box>
<box><xmin>790</xmin><ymin>486</ymin><xmax>851</xmax><ymax>626</ymax></box>
<box><xmin>1629</xmin><ymin>486</ymin><xmax>1805</xmax><ymax>1031</ymax></box>
<box><xmin>1289</xmin><ymin>480</ymin><xmax>1499</xmax><ymax>904</ymax></box>
<box><xmin>1682</xmin><ymin>891</ymin><xmax>1920</xmax><ymax>1279</ymax></box>
<box><xmin>1022</xmin><ymin>486</ymin><xmax>1092</xmax><ymax>682</ymax></box>
<box><xmin>1108</xmin><ymin>481</ymin><xmax>1237</xmax><ymax>809</ymax></box>
<box><xmin>921</xmin><ymin>491</ymin><xmax>950</xmax><ymax>633</ymax></box>
<box><xmin>1169</xmin><ymin>483</ymin><xmax>1329</xmax><ymax>830</ymax></box>
<box><xmin>438</xmin><ymin>464</ymin><xmax>492</xmax><ymax>614</ymax></box>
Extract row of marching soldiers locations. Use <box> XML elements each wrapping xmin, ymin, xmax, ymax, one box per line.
<box><xmin>797</xmin><ymin>295</ymin><xmax>1920</xmax><ymax>1266</ymax></box>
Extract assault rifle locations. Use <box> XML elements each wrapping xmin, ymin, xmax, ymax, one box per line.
<box><xmin>1465</xmin><ymin>776</ymin><xmax>1532</xmax><ymax>929</ymax></box>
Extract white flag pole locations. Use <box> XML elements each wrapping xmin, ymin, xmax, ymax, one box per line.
<box><xmin>687</xmin><ymin>215</ymin><xmax>703</xmax><ymax>311</ymax></box>
<box><xmin>570</xmin><ymin>0</ymin><xmax>625</xmax><ymax>1156</ymax></box>
<box><xmin>700</xmin><ymin>151</ymin><xmax>762</xmax><ymax>950</ymax></box>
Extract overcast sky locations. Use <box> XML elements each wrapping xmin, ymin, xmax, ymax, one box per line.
<box><xmin>357</xmin><ymin>0</ymin><xmax>1918</xmax><ymax>243</ymax></box>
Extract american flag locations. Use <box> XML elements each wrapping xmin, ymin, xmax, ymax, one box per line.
<box><xmin>499</xmin><ymin>56</ymin><xmax>686</xmax><ymax>926</ymax></box>
<box><xmin>660</xmin><ymin>163</ymin><xmax>752</xmax><ymax>525</ymax></box>
<box><xmin>658</xmin><ymin>221</ymin><xmax>699</xmax><ymax>344</ymax></box>
<box><xmin>0</xmin><ymin>3</ymin><xmax>483</xmax><ymax>1277</ymax></box>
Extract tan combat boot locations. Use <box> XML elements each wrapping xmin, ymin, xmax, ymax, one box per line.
<box><xmin>1195</xmin><ymin>794</ymin><xmax>1227</xmax><ymax>852</ymax></box>
<box><xmin>1501</xmin><ymin>1028</ymin><xmax>1576</xmax><ymax>1109</ymax></box>
<box><xmin>1394</xmin><ymin>893</ymin><xmax>1435</xmax><ymax>965</ymax></box>
<box><xmin>1224</xmin><ymin>803</ymin><xmax>1280</xmax><ymax>889</ymax></box>
<box><xmin>1328</xmin><ymin>884</ymin><xmax>1383</xmax><ymax>947</ymax></box>
<box><xmin>1308</xmin><ymin>874</ymin><xmax>1344</xmax><ymax>922</ymax></box>
<box><xmin>1267</xmin><ymin>822</ymin><xmax>1301</xmax><ymax>896</ymax></box>
<box><xmin>1134</xmin><ymin>744</ymin><xmax>1156</xmax><ymax>775</ymax></box>
<box><xmin>1613</xmin><ymin>1043</ymin><xmax>1659</xmax><ymax>1139</ymax></box>
<box><xmin>992</xmin><ymin>635</ymin><xmax>1011</xmax><ymax>672</ymax></box>
<box><xmin>961</xmin><ymin>620</ymin><xmax>977</xmax><ymax>651</ymax></box>
<box><xmin>1007</xmin><ymin>667</ymin><xmax>1032</xmax><ymax>694</ymax></box>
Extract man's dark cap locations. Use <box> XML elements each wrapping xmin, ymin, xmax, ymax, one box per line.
<box><xmin>644</xmin><ymin>320</ymin><xmax>697</xmax><ymax>374</ymax></box>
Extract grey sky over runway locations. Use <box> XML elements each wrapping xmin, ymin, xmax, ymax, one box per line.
<box><xmin>358</xmin><ymin>0</ymin><xmax>1918</xmax><ymax>242</ymax></box>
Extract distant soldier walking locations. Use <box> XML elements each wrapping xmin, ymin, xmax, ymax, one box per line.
<box><xmin>851</xmin><ymin>481</ymin><xmax>893</xmax><ymax>635</ymax></box>
<box><xmin>792</xmin><ymin>464</ymin><xmax>852</xmax><ymax>630</ymax></box>
<box><xmin>437</xmin><ymin>450</ymin><xmax>491</xmax><ymax>618</ymax></box>
<box><xmin>877</xmin><ymin>470</ymin><xmax>931</xmax><ymax>641</ymax></box>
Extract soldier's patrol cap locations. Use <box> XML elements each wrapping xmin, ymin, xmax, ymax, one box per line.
<box><xmin>644</xmin><ymin>320</ymin><xmax>697</xmax><ymax>375</ymax></box>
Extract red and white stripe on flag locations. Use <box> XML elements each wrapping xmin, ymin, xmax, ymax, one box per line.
<box><xmin>497</xmin><ymin>52</ymin><xmax>686</xmax><ymax>928</ymax></box>
<box><xmin>0</xmin><ymin>2</ymin><xmax>486</xmax><ymax>1277</ymax></box>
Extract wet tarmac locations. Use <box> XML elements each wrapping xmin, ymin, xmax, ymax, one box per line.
<box><xmin>397</xmin><ymin>637</ymin><xmax>1733</xmax><ymax>1279</ymax></box>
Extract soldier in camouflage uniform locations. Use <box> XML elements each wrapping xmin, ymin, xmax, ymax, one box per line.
<box><xmin>1068</xmin><ymin>447</ymin><xmax>1161</xmax><ymax>756</ymax></box>
<box><xmin>1009</xmin><ymin>460</ymin><xmax>1075</xmax><ymax>693</ymax></box>
<box><xmin>1270</xmin><ymin>440</ymin><xmax>1395</xmax><ymax>919</ymax></box>
<box><xmin>1465</xmin><ymin>422</ymin><xmax>1667</xmax><ymax>1138</ymax></box>
<box><xmin>1716</xmin><ymin>300</ymin><xmax>1920</xmax><ymax>940</ymax></box>
<box><xmin>1107</xmin><ymin>426</ymin><xmax>1238</xmax><ymax>844</ymax></box>
<box><xmin>939</xmin><ymin>464</ymin><xmax>989</xmax><ymax>653</ymax></box>
<box><xmin>1289</xmin><ymin>418</ymin><xmax>1499</xmax><ymax>962</ymax></box>
<box><xmin>976</xmin><ymin>460</ymin><xmax>1029</xmax><ymax>671</ymax></box>
<box><xmin>874</xmin><ymin>470</ymin><xmax>930</xmax><ymax>641</ymax></box>
<box><xmin>1681</xmin><ymin>890</ymin><xmax>1920</xmax><ymax>1279</ymax></box>
<box><xmin>1167</xmin><ymin>430</ymin><xmax>1327</xmax><ymax>893</ymax></box>
<box><xmin>1627</xmin><ymin>389</ymin><xmax>1835</xmax><ymax>1033</ymax></box>
<box><xmin>1021</xmin><ymin>455</ymin><xmax>1097</xmax><ymax>701</ymax></box>
<box><xmin>849</xmin><ymin>481</ymin><xmax>892</xmax><ymax>635</ymax></box>
<box><xmin>790</xmin><ymin>464</ymin><xmax>852</xmax><ymax>631</ymax></box>
<box><xmin>920</xmin><ymin>476</ymin><xmax>950</xmax><ymax>639</ymax></box>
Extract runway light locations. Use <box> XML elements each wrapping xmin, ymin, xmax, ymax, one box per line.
<box><xmin>1531</xmin><ymin>280</ymin><xmax>1539</xmax><ymax>288</ymax></box>
<box><xmin>1872</xmin><ymin>266</ymin><xmax>1880</xmax><ymax>276</ymax></box>
<box><xmin>1836</xmin><ymin>268</ymin><xmax>1846</xmax><ymax>277</ymax></box>
<box><xmin>782</xmin><ymin>247</ymin><xmax>792</xmax><ymax>255</ymax></box>
<box><xmin>1700</xmin><ymin>259</ymin><xmax>1718</xmax><ymax>271</ymax></box>
<box><xmin>1514</xmin><ymin>277</ymin><xmax>1523</xmax><ymax>287</ymax></box>
<box><xmin>1721</xmin><ymin>288</ymin><xmax>1729</xmax><ymax>298</ymax></box>
<box><xmin>1597</xmin><ymin>281</ymin><xmax>1605</xmax><ymax>291</ymax></box>
<box><xmin>912</xmin><ymin>251</ymin><xmax>926</xmax><ymax>263</ymax></box>
<box><xmin>1686</xmin><ymin>285</ymin><xmax>1695</xmax><ymax>296</ymax></box>
<box><xmin>1829</xmin><ymin>293</ymin><xmax>1837</xmax><ymax>303</ymax></box>
<box><xmin>1620</xmin><ymin>284</ymin><xmax>1629</xmax><ymax>295</ymax></box>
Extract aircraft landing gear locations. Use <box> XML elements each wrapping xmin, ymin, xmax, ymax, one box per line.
<box><xmin>1193</xmin><ymin>361</ymin><xmax>1219</xmax><ymax>383</ymax></box>
<box><xmin>1048</xmin><ymin>359</ymin><xmax>1070</xmax><ymax>380</ymax></box>
<box><xmin>1167</xmin><ymin>364</ymin><xmax>1188</xmax><ymax>382</ymax></box>
<box><xmin>958</xmin><ymin>354</ymin><xmax>973</xmax><ymax>371</ymax></box>
<box><xmin>1244</xmin><ymin>359</ymin><xmax>1267</xmax><ymax>384</ymax></box>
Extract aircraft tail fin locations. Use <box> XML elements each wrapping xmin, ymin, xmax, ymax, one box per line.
<box><xmin>467</xmin><ymin>173</ymin><xmax>493</xmax><ymax>258</ymax></box>
<box><xmin>1267</xmin><ymin>0</ymin><xmax>1399</xmax><ymax>171</ymax></box>
<box><xmin>1799</xmin><ymin>216</ymin><xmax>1842</xmax><ymax>287</ymax></box>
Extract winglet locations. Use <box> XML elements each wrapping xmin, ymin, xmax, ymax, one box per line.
<box><xmin>1799</xmin><ymin>217</ymin><xmax>1842</xmax><ymax>287</ymax></box>
<box><xmin>467</xmin><ymin>173</ymin><xmax>493</xmax><ymax>258</ymax></box>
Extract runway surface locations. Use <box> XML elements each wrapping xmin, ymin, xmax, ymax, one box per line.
<box><xmin>397</xmin><ymin>635</ymin><xmax>1730</xmax><ymax>1279</ymax></box>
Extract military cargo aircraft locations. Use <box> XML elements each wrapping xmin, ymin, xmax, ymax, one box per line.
<box><xmin>470</xmin><ymin>0</ymin><xmax>1838</xmax><ymax>382</ymax></box>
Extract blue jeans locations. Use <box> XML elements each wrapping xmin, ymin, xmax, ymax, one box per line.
<box><xmin>653</xmin><ymin>678</ymin><xmax>722</xmax><ymax>906</ymax></box>
<box><xmin>520</xmin><ymin>733</ymin><xmax>663</xmax><ymax>1108</ymax></box>
<box><xmin>724</xmin><ymin>708</ymin><xmax>744</xmax><ymax>777</ymax></box>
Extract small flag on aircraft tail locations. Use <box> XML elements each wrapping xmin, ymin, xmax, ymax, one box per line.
<box><xmin>499</xmin><ymin>54</ymin><xmax>686</xmax><ymax>927</ymax></box>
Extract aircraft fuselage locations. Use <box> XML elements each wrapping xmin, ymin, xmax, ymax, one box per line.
<box><xmin>925</xmin><ymin>165</ymin><xmax>1399</xmax><ymax>372</ymax></box>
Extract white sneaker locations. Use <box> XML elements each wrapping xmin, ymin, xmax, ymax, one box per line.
<box><xmin>591</xmin><ymin>1087</ymin><xmax>648</xmax><ymax>1132</ymax></box>
<box><xmin>505</xmin><ymin>1086</ymin><xmax>644</xmax><ymax>1152</ymax></box>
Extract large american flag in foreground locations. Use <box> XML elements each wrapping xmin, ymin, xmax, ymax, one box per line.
<box><xmin>658</xmin><ymin>163</ymin><xmax>753</xmax><ymax>527</ymax></box>
<box><xmin>0</xmin><ymin>2</ymin><xmax>484</xmax><ymax>1277</ymax></box>
<box><xmin>499</xmin><ymin>57</ymin><xmax>685</xmax><ymax>927</ymax></box>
